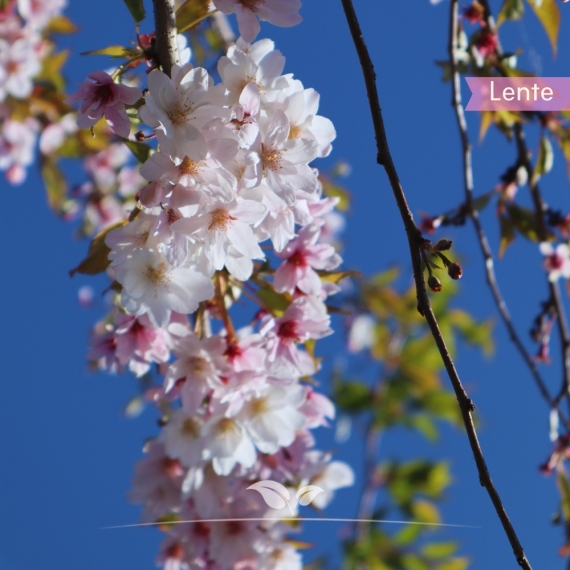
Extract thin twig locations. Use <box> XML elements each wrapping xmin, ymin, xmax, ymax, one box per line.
<box><xmin>447</xmin><ymin>0</ymin><xmax>562</xmax><ymax>418</ymax></box>
<box><xmin>478</xmin><ymin>0</ymin><xmax>570</xmax><ymax>418</ymax></box>
<box><xmin>514</xmin><ymin>124</ymin><xmax>570</xmax><ymax>407</ymax></box>
<box><xmin>152</xmin><ymin>0</ymin><xmax>180</xmax><ymax>77</ymax></box>
<box><xmin>340</xmin><ymin>1</ymin><xmax>532</xmax><ymax>567</ymax></box>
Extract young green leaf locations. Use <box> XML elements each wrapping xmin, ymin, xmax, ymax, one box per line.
<box><xmin>532</xmin><ymin>135</ymin><xmax>554</xmax><ymax>184</ymax></box>
<box><xmin>118</xmin><ymin>137</ymin><xmax>152</xmax><ymax>164</ymax></box>
<box><xmin>526</xmin><ymin>0</ymin><xmax>560</xmax><ymax>56</ymax></box>
<box><xmin>176</xmin><ymin>0</ymin><xmax>212</xmax><ymax>34</ymax></box>
<box><xmin>497</xmin><ymin>0</ymin><xmax>524</xmax><ymax>26</ymax></box>
<box><xmin>81</xmin><ymin>45</ymin><xmax>139</xmax><ymax>58</ymax></box>
<box><xmin>122</xmin><ymin>0</ymin><xmax>145</xmax><ymax>23</ymax></box>
<box><xmin>69</xmin><ymin>221</ymin><xmax>126</xmax><ymax>277</ymax></box>
<box><xmin>41</xmin><ymin>158</ymin><xmax>67</xmax><ymax>211</ymax></box>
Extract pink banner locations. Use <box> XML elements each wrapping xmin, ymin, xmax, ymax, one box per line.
<box><xmin>465</xmin><ymin>77</ymin><xmax>570</xmax><ymax>111</ymax></box>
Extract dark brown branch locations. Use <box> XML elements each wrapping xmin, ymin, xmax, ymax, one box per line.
<box><xmin>152</xmin><ymin>0</ymin><xmax>180</xmax><ymax>77</ymax></box>
<box><xmin>340</xmin><ymin>0</ymin><xmax>532</xmax><ymax>568</ymax></box>
<box><xmin>447</xmin><ymin>0</ymin><xmax>561</xmax><ymax>418</ymax></box>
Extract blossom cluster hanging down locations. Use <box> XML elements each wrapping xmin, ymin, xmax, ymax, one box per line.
<box><xmin>0</xmin><ymin>0</ymin><xmax>68</xmax><ymax>184</ymax></box>
<box><xmin>76</xmin><ymin>29</ymin><xmax>354</xmax><ymax>570</ymax></box>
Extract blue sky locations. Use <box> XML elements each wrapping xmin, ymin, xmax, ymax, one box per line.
<box><xmin>1</xmin><ymin>1</ymin><xmax>570</xmax><ymax>568</ymax></box>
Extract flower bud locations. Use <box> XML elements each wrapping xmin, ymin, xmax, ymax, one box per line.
<box><xmin>447</xmin><ymin>262</ymin><xmax>463</xmax><ymax>280</ymax></box>
<box><xmin>435</xmin><ymin>239</ymin><xmax>453</xmax><ymax>251</ymax></box>
<box><xmin>428</xmin><ymin>275</ymin><xmax>443</xmax><ymax>292</ymax></box>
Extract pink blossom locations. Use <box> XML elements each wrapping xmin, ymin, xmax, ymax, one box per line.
<box><xmin>261</xmin><ymin>297</ymin><xmax>332</xmax><ymax>371</ymax></box>
<box><xmin>114</xmin><ymin>313</ymin><xmax>173</xmax><ymax>377</ymax></box>
<box><xmin>274</xmin><ymin>224</ymin><xmax>341</xmax><ymax>295</ymax></box>
<box><xmin>0</xmin><ymin>117</ymin><xmax>37</xmax><ymax>184</ymax></box>
<box><xmin>213</xmin><ymin>0</ymin><xmax>302</xmax><ymax>43</ymax></box>
<box><xmin>67</xmin><ymin>71</ymin><xmax>141</xmax><ymax>138</ymax></box>
<box><xmin>539</xmin><ymin>242</ymin><xmax>570</xmax><ymax>282</ymax></box>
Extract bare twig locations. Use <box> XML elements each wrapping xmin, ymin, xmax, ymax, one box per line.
<box><xmin>152</xmin><ymin>0</ymin><xmax>180</xmax><ymax>77</ymax></box>
<box><xmin>477</xmin><ymin>0</ymin><xmax>570</xmax><ymax>417</ymax></box>
<box><xmin>447</xmin><ymin>0</ymin><xmax>562</xmax><ymax>419</ymax></box>
<box><xmin>340</xmin><ymin>0</ymin><xmax>532</xmax><ymax>567</ymax></box>
<box><xmin>514</xmin><ymin>124</ymin><xmax>570</xmax><ymax>407</ymax></box>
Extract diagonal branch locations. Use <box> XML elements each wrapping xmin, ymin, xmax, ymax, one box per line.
<box><xmin>447</xmin><ymin>0</ymin><xmax>563</xmax><ymax>421</ymax></box>
<box><xmin>339</xmin><ymin>0</ymin><xmax>532</xmax><ymax>568</ymax></box>
<box><xmin>152</xmin><ymin>0</ymin><xmax>180</xmax><ymax>77</ymax></box>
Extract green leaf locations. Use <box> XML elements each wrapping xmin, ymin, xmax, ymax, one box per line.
<box><xmin>411</xmin><ymin>499</ymin><xmax>440</xmax><ymax>524</ymax></box>
<box><xmin>497</xmin><ymin>0</ymin><xmax>524</xmax><ymax>26</ymax></box>
<box><xmin>320</xmin><ymin>177</ymin><xmax>351</xmax><ymax>211</ymax></box>
<box><xmin>526</xmin><ymin>0</ymin><xmax>560</xmax><ymax>56</ymax></box>
<box><xmin>506</xmin><ymin>203</ymin><xmax>540</xmax><ymax>242</ymax></box>
<box><xmin>44</xmin><ymin>15</ymin><xmax>78</xmax><ymax>34</ymax></box>
<box><xmin>479</xmin><ymin>111</ymin><xmax>494</xmax><ymax>142</ymax></box>
<box><xmin>318</xmin><ymin>270</ymin><xmax>360</xmax><ymax>284</ymax></box>
<box><xmin>176</xmin><ymin>0</ymin><xmax>212</xmax><ymax>33</ymax></box>
<box><xmin>334</xmin><ymin>381</ymin><xmax>371</xmax><ymax>413</ymax></box>
<box><xmin>122</xmin><ymin>0</ymin><xmax>145</xmax><ymax>23</ymax></box>
<box><xmin>557</xmin><ymin>471</ymin><xmax>570</xmax><ymax>521</ymax></box>
<box><xmin>81</xmin><ymin>45</ymin><xmax>139</xmax><ymax>58</ymax></box>
<box><xmin>499</xmin><ymin>213</ymin><xmax>516</xmax><ymax>257</ymax></box>
<box><xmin>118</xmin><ymin>137</ymin><xmax>152</xmax><ymax>163</ymax></box>
<box><xmin>533</xmin><ymin>135</ymin><xmax>554</xmax><ymax>184</ymax></box>
<box><xmin>36</xmin><ymin>49</ymin><xmax>69</xmax><ymax>91</ymax></box>
<box><xmin>69</xmin><ymin>221</ymin><xmax>126</xmax><ymax>277</ymax></box>
<box><xmin>472</xmin><ymin>192</ymin><xmax>492</xmax><ymax>212</ymax></box>
<box><xmin>256</xmin><ymin>285</ymin><xmax>291</xmax><ymax>316</ymax></box>
<box><xmin>41</xmin><ymin>158</ymin><xmax>67</xmax><ymax>212</ymax></box>
<box><xmin>438</xmin><ymin>559</ymin><xmax>470</xmax><ymax>570</ymax></box>
<box><xmin>422</xmin><ymin>542</ymin><xmax>458</xmax><ymax>560</ymax></box>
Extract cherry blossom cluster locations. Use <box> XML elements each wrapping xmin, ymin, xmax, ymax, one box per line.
<box><xmin>0</xmin><ymin>0</ymin><xmax>66</xmax><ymax>184</ymax></box>
<box><xmin>80</xmin><ymin>34</ymin><xmax>353</xmax><ymax>569</ymax></box>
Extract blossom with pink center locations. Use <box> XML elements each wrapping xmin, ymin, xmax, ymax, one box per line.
<box><xmin>86</xmin><ymin>320</ymin><xmax>121</xmax><ymax>374</ymax></box>
<box><xmin>261</xmin><ymin>297</ymin><xmax>333</xmax><ymax>371</ymax></box>
<box><xmin>39</xmin><ymin>113</ymin><xmax>78</xmax><ymax>155</ymax></box>
<box><xmin>212</xmin><ymin>0</ymin><xmax>302</xmax><ymax>43</ymax></box>
<box><xmin>0</xmin><ymin>35</ymin><xmax>41</xmax><ymax>101</ymax></box>
<box><xmin>114</xmin><ymin>313</ymin><xmax>173</xmax><ymax>377</ymax></box>
<box><xmin>164</xmin><ymin>333</ymin><xmax>231</xmax><ymax>414</ymax></box>
<box><xmin>299</xmin><ymin>386</ymin><xmax>335</xmax><ymax>429</ymax></box>
<box><xmin>84</xmin><ymin>143</ymin><xmax>130</xmax><ymax>189</ymax></box>
<box><xmin>274</xmin><ymin>224</ymin><xmax>341</xmax><ymax>295</ymax></box>
<box><xmin>227</xmin><ymin>81</ymin><xmax>260</xmax><ymax>149</ymax></box>
<box><xmin>129</xmin><ymin>441</ymin><xmax>185</xmax><ymax>520</ymax></box>
<box><xmin>0</xmin><ymin>117</ymin><xmax>37</xmax><ymax>184</ymax></box>
<box><xmin>66</xmin><ymin>71</ymin><xmax>141</xmax><ymax>138</ymax></box>
<box><xmin>539</xmin><ymin>242</ymin><xmax>570</xmax><ymax>282</ymax></box>
<box><xmin>17</xmin><ymin>0</ymin><xmax>66</xmax><ymax>30</ymax></box>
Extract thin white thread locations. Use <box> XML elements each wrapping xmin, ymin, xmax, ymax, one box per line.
<box><xmin>102</xmin><ymin>517</ymin><xmax>480</xmax><ymax>530</ymax></box>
